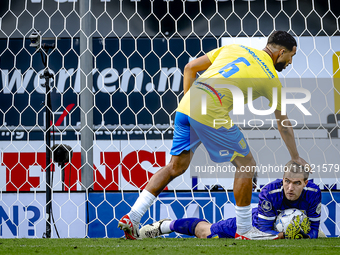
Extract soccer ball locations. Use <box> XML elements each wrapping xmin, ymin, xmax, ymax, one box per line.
<box><xmin>274</xmin><ymin>208</ymin><xmax>307</xmax><ymax>232</ymax></box>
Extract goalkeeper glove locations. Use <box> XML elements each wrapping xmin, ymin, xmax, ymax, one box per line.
<box><xmin>300</xmin><ymin>217</ymin><xmax>311</xmax><ymax>234</ymax></box>
<box><xmin>284</xmin><ymin>215</ymin><xmax>310</xmax><ymax>239</ymax></box>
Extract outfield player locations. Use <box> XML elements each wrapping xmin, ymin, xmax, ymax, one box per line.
<box><xmin>118</xmin><ymin>31</ymin><xmax>309</xmax><ymax>240</ymax></box>
<box><xmin>140</xmin><ymin>161</ymin><xmax>321</xmax><ymax>239</ymax></box>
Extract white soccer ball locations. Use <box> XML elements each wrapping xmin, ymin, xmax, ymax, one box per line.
<box><xmin>274</xmin><ymin>208</ymin><xmax>307</xmax><ymax>232</ymax></box>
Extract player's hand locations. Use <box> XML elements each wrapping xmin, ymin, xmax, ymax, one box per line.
<box><xmin>291</xmin><ymin>157</ymin><xmax>312</xmax><ymax>173</ymax></box>
<box><xmin>284</xmin><ymin>215</ymin><xmax>310</xmax><ymax>239</ymax></box>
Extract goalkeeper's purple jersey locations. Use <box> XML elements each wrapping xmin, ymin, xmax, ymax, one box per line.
<box><xmin>252</xmin><ymin>179</ymin><xmax>321</xmax><ymax>239</ymax></box>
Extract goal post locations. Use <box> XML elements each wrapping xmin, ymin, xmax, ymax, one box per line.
<box><xmin>0</xmin><ymin>0</ymin><xmax>340</xmax><ymax>238</ymax></box>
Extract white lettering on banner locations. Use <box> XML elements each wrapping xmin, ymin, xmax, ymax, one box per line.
<box><xmin>57</xmin><ymin>68</ymin><xmax>74</xmax><ymax>92</ymax></box>
<box><xmin>120</xmin><ymin>68</ymin><xmax>143</xmax><ymax>92</ymax></box>
<box><xmin>1</xmin><ymin>69</ymin><xmax>34</xmax><ymax>94</ymax></box>
<box><xmin>28</xmin><ymin>165</ymin><xmax>45</xmax><ymax>191</ymax></box>
<box><xmin>0</xmin><ymin>165</ymin><xmax>6</xmax><ymax>190</ymax></box>
<box><xmin>96</xmin><ymin>164</ymin><xmax>106</xmax><ymax>180</ymax></box>
<box><xmin>0</xmin><ymin>193</ymin><xmax>85</xmax><ymax>238</ymax></box>
<box><xmin>158</xmin><ymin>68</ymin><xmax>182</xmax><ymax>92</ymax></box>
<box><xmin>0</xmin><ymin>67</ymin><xmax>182</xmax><ymax>94</ymax></box>
<box><xmin>0</xmin><ymin>131</ymin><xmax>24</xmax><ymax>140</ymax></box>
<box><xmin>73</xmin><ymin>67</ymin><xmax>81</xmax><ymax>92</ymax></box>
<box><xmin>0</xmin><ymin>150</ymin><xmax>167</xmax><ymax>192</ymax></box>
<box><xmin>97</xmin><ymin>68</ymin><xmax>119</xmax><ymax>93</ymax></box>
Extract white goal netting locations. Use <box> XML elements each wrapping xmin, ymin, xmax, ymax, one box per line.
<box><xmin>0</xmin><ymin>0</ymin><xmax>339</xmax><ymax>238</ymax></box>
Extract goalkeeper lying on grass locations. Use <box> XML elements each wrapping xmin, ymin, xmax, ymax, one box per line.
<box><xmin>140</xmin><ymin>161</ymin><xmax>321</xmax><ymax>239</ymax></box>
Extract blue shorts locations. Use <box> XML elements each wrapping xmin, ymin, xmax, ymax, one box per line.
<box><xmin>208</xmin><ymin>208</ymin><xmax>258</xmax><ymax>238</ymax></box>
<box><xmin>170</xmin><ymin>112</ymin><xmax>250</xmax><ymax>163</ymax></box>
<box><xmin>208</xmin><ymin>217</ymin><xmax>237</xmax><ymax>238</ymax></box>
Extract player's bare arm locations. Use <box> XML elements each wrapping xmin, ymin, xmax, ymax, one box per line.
<box><xmin>183</xmin><ymin>55</ymin><xmax>212</xmax><ymax>94</ymax></box>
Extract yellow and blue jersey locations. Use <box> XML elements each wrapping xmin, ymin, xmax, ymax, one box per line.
<box><xmin>177</xmin><ymin>44</ymin><xmax>282</xmax><ymax>129</ymax></box>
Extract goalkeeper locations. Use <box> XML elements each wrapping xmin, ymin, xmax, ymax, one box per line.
<box><xmin>140</xmin><ymin>161</ymin><xmax>321</xmax><ymax>239</ymax></box>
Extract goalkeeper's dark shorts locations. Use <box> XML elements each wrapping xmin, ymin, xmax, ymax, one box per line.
<box><xmin>170</xmin><ymin>111</ymin><xmax>250</xmax><ymax>163</ymax></box>
<box><xmin>208</xmin><ymin>208</ymin><xmax>261</xmax><ymax>238</ymax></box>
<box><xmin>207</xmin><ymin>217</ymin><xmax>237</xmax><ymax>238</ymax></box>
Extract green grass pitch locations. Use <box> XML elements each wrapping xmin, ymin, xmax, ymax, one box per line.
<box><xmin>0</xmin><ymin>238</ymin><xmax>339</xmax><ymax>255</ymax></box>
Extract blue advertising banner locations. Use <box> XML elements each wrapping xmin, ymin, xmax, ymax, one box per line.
<box><xmin>0</xmin><ymin>193</ymin><xmax>85</xmax><ymax>238</ymax></box>
<box><xmin>0</xmin><ymin>37</ymin><xmax>217</xmax><ymax>141</ymax></box>
<box><xmin>0</xmin><ymin>191</ymin><xmax>338</xmax><ymax>238</ymax></box>
<box><xmin>88</xmin><ymin>191</ymin><xmax>340</xmax><ymax>238</ymax></box>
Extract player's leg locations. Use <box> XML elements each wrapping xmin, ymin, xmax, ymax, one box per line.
<box><xmin>233</xmin><ymin>153</ymin><xmax>279</xmax><ymax>240</ymax></box>
<box><xmin>129</xmin><ymin>152</ymin><xmax>192</xmax><ymax>222</ymax></box>
<box><xmin>118</xmin><ymin>112</ymin><xmax>199</xmax><ymax>239</ymax></box>
<box><xmin>185</xmin><ymin>121</ymin><xmax>267</xmax><ymax>239</ymax></box>
<box><xmin>233</xmin><ymin>152</ymin><xmax>256</xmax><ymax>206</ymax></box>
<box><xmin>194</xmin><ymin>221</ymin><xmax>213</xmax><ymax>238</ymax></box>
<box><xmin>232</xmin><ymin>152</ymin><xmax>256</xmax><ymax>236</ymax></box>
<box><xmin>195</xmin><ymin>220</ymin><xmax>237</xmax><ymax>239</ymax></box>
<box><xmin>140</xmin><ymin>218</ymin><xmax>210</xmax><ymax>238</ymax></box>
<box><xmin>140</xmin><ymin>218</ymin><xmax>237</xmax><ymax>239</ymax></box>
<box><xmin>144</xmin><ymin>150</ymin><xmax>192</xmax><ymax>196</ymax></box>
<box><xmin>118</xmin><ymin>152</ymin><xmax>192</xmax><ymax>239</ymax></box>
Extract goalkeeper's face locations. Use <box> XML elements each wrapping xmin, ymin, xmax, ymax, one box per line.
<box><xmin>283</xmin><ymin>172</ymin><xmax>308</xmax><ymax>201</ymax></box>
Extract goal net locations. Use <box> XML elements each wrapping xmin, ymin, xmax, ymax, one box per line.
<box><xmin>0</xmin><ymin>0</ymin><xmax>339</xmax><ymax>238</ymax></box>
